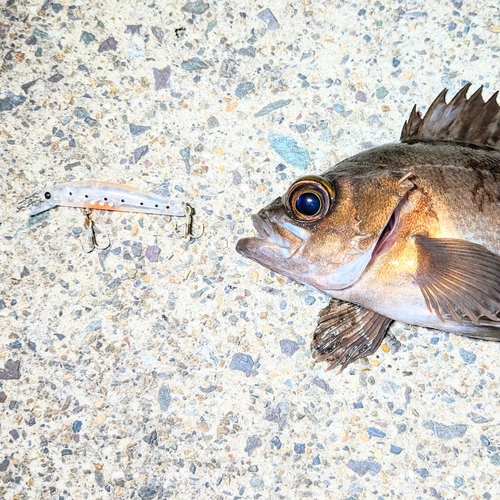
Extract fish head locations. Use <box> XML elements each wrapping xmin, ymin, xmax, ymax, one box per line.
<box><xmin>236</xmin><ymin>167</ymin><xmax>412</xmax><ymax>292</ymax></box>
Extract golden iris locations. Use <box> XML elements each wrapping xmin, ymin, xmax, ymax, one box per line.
<box><xmin>285</xmin><ymin>176</ymin><xmax>334</xmax><ymax>221</ymax></box>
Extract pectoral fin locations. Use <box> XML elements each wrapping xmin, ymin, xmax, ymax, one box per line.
<box><xmin>312</xmin><ymin>299</ymin><xmax>393</xmax><ymax>372</ymax></box>
<box><xmin>414</xmin><ymin>236</ymin><xmax>500</xmax><ymax>325</ymax></box>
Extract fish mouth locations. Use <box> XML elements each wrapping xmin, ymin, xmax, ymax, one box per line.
<box><xmin>372</xmin><ymin>197</ymin><xmax>405</xmax><ymax>259</ymax></box>
<box><xmin>236</xmin><ymin>214</ymin><xmax>304</xmax><ymax>258</ymax></box>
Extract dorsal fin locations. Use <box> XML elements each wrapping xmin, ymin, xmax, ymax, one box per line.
<box><xmin>400</xmin><ymin>84</ymin><xmax>500</xmax><ymax>151</ymax></box>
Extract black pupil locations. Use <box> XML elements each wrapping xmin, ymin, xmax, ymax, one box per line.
<box><xmin>295</xmin><ymin>192</ymin><xmax>321</xmax><ymax>216</ymax></box>
<box><xmin>44</xmin><ymin>192</ymin><xmax>51</xmax><ymax>200</ymax></box>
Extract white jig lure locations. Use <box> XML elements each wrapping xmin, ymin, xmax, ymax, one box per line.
<box><xmin>27</xmin><ymin>181</ymin><xmax>186</xmax><ymax>217</ymax></box>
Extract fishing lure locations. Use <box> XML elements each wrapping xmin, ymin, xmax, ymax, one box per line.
<box><xmin>25</xmin><ymin>181</ymin><xmax>187</xmax><ymax>217</ymax></box>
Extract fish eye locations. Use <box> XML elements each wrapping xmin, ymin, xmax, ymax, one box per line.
<box><xmin>44</xmin><ymin>192</ymin><xmax>52</xmax><ymax>200</ymax></box>
<box><xmin>285</xmin><ymin>175</ymin><xmax>334</xmax><ymax>221</ymax></box>
<box><xmin>295</xmin><ymin>192</ymin><xmax>321</xmax><ymax>216</ymax></box>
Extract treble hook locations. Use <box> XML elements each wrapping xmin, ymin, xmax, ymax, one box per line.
<box><xmin>174</xmin><ymin>204</ymin><xmax>204</xmax><ymax>239</ymax></box>
<box><xmin>81</xmin><ymin>209</ymin><xmax>110</xmax><ymax>253</ymax></box>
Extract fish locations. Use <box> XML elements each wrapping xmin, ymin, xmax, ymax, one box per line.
<box><xmin>236</xmin><ymin>84</ymin><xmax>500</xmax><ymax>371</ymax></box>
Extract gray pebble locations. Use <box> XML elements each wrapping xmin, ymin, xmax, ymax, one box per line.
<box><xmin>74</xmin><ymin>106</ymin><xmax>89</xmax><ymax>119</ymax></box>
<box><xmin>239</xmin><ymin>46</ymin><xmax>256</xmax><ymax>57</ymax></box>
<box><xmin>153</xmin><ymin>66</ymin><xmax>171</xmax><ymax>90</ymax></box>
<box><xmin>143</xmin><ymin>430</ymin><xmax>158</xmax><ymax>446</ymax></box>
<box><xmin>311</xmin><ymin>376</ymin><xmax>335</xmax><ymax>395</ymax></box>
<box><xmin>131</xmin><ymin>242</ymin><xmax>142</xmax><ymax>257</ymax></box>
<box><xmin>179</xmin><ymin>147</ymin><xmax>191</xmax><ymax>173</ymax></box>
<box><xmin>138</xmin><ymin>485</ymin><xmax>163</xmax><ymax>500</ymax></box>
<box><xmin>376</xmin><ymin>86</ymin><xmax>389</xmax><ymax>99</ymax></box>
<box><xmin>129</xmin><ymin>123</ymin><xmax>151</xmax><ymax>136</ymax></box>
<box><xmin>257</xmin><ymin>8</ymin><xmax>279</xmax><ymax>30</ymax></box>
<box><xmin>133</xmin><ymin>145</ymin><xmax>149</xmax><ymax>163</ymax></box>
<box><xmin>158</xmin><ymin>385</ymin><xmax>171</xmax><ymax>412</ymax></box>
<box><xmin>230</xmin><ymin>353</ymin><xmax>254</xmax><ymax>377</ymax></box>
<box><xmin>250</xmin><ymin>475</ymin><xmax>264</xmax><ymax>489</ymax></box>
<box><xmin>0</xmin><ymin>458</ymin><xmax>9</xmax><ymax>472</ymax></box>
<box><xmin>151</xmin><ymin>27</ymin><xmax>164</xmax><ymax>43</ymax></box>
<box><xmin>80</xmin><ymin>31</ymin><xmax>95</xmax><ymax>46</ymax></box>
<box><xmin>459</xmin><ymin>348</ymin><xmax>476</xmax><ymax>364</ymax></box>
<box><xmin>235</xmin><ymin>81</ymin><xmax>254</xmax><ymax>98</ymax></box>
<box><xmin>181</xmin><ymin>0</ymin><xmax>210</xmax><ymax>15</ymax></box>
<box><xmin>232</xmin><ymin>169</ymin><xmax>242</xmax><ymax>185</ymax></box>
<box><xmin>181</xmin><ymin>57</ymin><xmax>209</xmax><ymax>71</ymax></box>
<box><xmin>347</xmin><ymin>459</ymin><xmax>381</xmax><ymax>476</ymax></box>
<box><xmin>244</xmin><ymin>436</ymin><xmax>262</xmax><ymax>455</ymax></box>
<box><xmin>95</xmin><ymin>470</ymin><xmax>105</xmax><ymax>487</ymax></box>
<box><xmin>3</xmin><ymin>92</ymin><xmax>26</xmax><ymax>109</ymax></box>
<box><xmin>469</xmin><ymin>412</ymin><xmax>488</xmax><ymax>424</ymax></box>
<box><xmin>355</xmin><ymin>90</ymin><xmax>367</xmax><ymax>102</ymax></box>
<box><xmin>279</xmin><ymin>339</ymin><xmax>298</xmax><ymax>357</ymax></box>
<box><xmin>0</xmin><ymin>360</ymin><xmax>21</xmax><ymax>380</ymax></box>
<box><xmin>423</xmin><ymin>420</ymin><xmax>467</xmax><ymax>440</ymax></box>
<box><xmin>21</xmin><ymin>80</ymin><xmax>38</xmax><ymax>93</ymax></box>
<box><xmin>145</xmin><ymin>246</ymin><xmax>161</xmax><ymax>262</ymax></box>
<box><xmin>98</xmin><ymin>37</ymin><xmax>118</xmax><ymax>53</ymax></box>
<box><xmin>84</xmin><ymin>116</ymin><xmax>97</xmax><ymax>126</ymax></box>
<box><xmin>207</xmin><ymin>116</ymin><xmax>219</xmax><ymax>128</ymax></box>
<box><xmin>263</xmin><ymin>401</ymin><xmax>289</xmax><ymax>430</ymax></box>
<box><xmin>86</xmin><ymin>320</ymin><xmax>102</xmax><ymax>332</ymax></box>
<box><xmin>125</xmin><ymin>25</ymin><xmax>142</xmax><ymax>35</ymax></box>
<box><xmin>254</xmin><ymin>99</ymin><xmax>291</xmax><ymax>117</ymax></box>
<box><xmin>294</xmin><ymin>443</ymin><xmax>305</xmax><ymax>454</ymax></box>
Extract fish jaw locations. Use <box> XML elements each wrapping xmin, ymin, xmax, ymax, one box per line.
<box><xmin>236</xmin><ymin>212</ymin><xmax>381</xmax><ymax>291</ymax></box>
<box><xmin>236</xmin><ymin>213</ymin><xmax>306</xmax><ymax>267</ymax></box>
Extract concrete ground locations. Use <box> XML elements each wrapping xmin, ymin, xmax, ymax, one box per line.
<box><xmin>1</xmin><ymin>0</ymin><xmax>499</xmax><ymax>498</ymax></box>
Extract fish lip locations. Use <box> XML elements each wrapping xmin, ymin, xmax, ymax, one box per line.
<box><xmin>251</xmin><ymin>213</ymin><xmax>305</xmax><ymax>249</ymax></box>
<box><xmin>235</xmin><ymin>214</ymin><xmax>304</xmax><ymax>257</ymax></box>
<box><xmin>251</xmin><ymin>213</ymin><xmax>273</xmax><ymax>240</ymax></box>
<box><xmin>372</xmin><ymin>197</ymin><xmax>405</xmax><ymax>259</ymax></box>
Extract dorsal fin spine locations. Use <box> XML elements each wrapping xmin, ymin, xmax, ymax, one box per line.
<box><xmin>400</xmin><ymin>84</ymin><xmax>500</xmax><ymax>151</ymax></box>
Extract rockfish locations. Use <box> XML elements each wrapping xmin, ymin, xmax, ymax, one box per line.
<box><xmin>236</xmin><ymin>84</ymin><xmax>500</xmax><ymax>371</ymax></box>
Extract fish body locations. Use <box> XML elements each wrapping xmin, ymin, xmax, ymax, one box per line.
<box><xmin>26</xmin><ymin>181</ymin><xmax>186</xmax><ymax>217</ymax></box>
<box><xmin>236</xmin><ymin>85</ymin><xmax>500</xmax><ymax>371</ymax></box>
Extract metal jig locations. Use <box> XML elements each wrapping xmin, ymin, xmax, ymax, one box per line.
<box><xmin>81</xmin><ymin>209</ymin><xmax>110</xmax><ymax>253</ymax></box>
<box><xmin>175</xmin><ymin>204</ymin><xmax>204</xmax><ymax>239</ymax></box>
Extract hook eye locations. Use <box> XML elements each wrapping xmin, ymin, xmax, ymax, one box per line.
<box><xmin>284</xmin><ymin>176</ymin><xmax>334</xmax><ymax>221</ymax></box>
